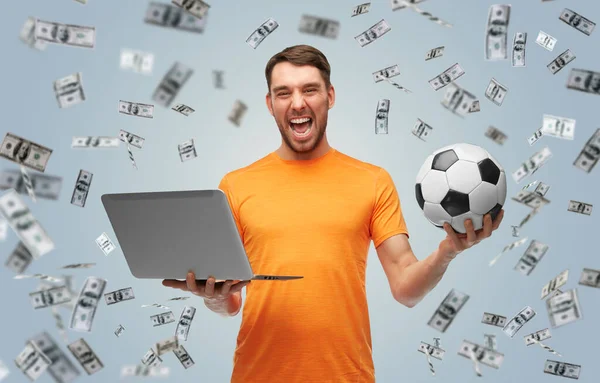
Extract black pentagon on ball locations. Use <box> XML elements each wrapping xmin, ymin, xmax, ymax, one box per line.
<box><xmin>415</xmin><ymin>184</ymin><xmax>425</xmax><ymax>210</ymax></box>
<box><xmin>486</xmin><ymin>203</ymin><xmax>503</xmax><ymax>221</ymax></box>
<box><xmin>478</xmin><ymin>158</ymin><xmax>501</xmax><ymax>184</ymax></box>
<box><xmin>432</xmin><ymin>149</ymin><xmax>459</xmax><ymax>172</ymax></box>
<box><xmin>440</xmin><ymin>190</ymin><xmax>470</xmax><ymax>217</ymax></box>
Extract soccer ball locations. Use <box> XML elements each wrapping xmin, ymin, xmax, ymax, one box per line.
<box><xmin>415</xmin><ymin>143</ymin><xmax>506</xmax><ymax>233</ymax></box>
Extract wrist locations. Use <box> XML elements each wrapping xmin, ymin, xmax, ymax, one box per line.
<box><xmin>433</xmin><ymin>247</ymin><xmax>456</xmax><ymax>267</ymax></box>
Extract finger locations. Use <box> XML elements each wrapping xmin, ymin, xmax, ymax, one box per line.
<box><xmin>443</xmin><ymin>222</ymin><xmax>464</xmax><ymax>252</ymax></box>
<box><xmin>204</xmin><ymin>276</ymin><xmax>215</xmax><ymax>298</ymax></box>
<box><xmin>220</xmin><ymin>280</ymin><xmax>234</xmax><ymax>296</ymax></box>
<box><xmin>230</xmin><ymin>281</ymin><xmax>250</xmax><ymax>293</ymax></box>
<box><xmin>186</xmin><ymin>272</ymin><xmax>201</xmax><ymax>294</ymax></box>
<box><xmin>482</xmin><ymin>214</ymin><xmax>493</xmax><ymax>238</ymax></box>
<box><xmin>162</xmin><ymin>280</ymin><xmax>186</xmax><ymax>289</ymax></box>
<box><xmin>464</xmin><ymin>219</ymin><xmax>476</xmax><ymax>244</ymax></box>
<box><xmin>492</xmin><ymin>209</ymin><xmax>505</xmax><ymax>230</ymax></box>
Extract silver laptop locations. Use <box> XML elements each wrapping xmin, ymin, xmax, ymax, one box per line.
<box><xmin>101</xmin><ymin>189</ymin><xmax>303</xmax><ymax>282</ymax></box>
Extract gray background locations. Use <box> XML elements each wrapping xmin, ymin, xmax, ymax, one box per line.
<box><xmin>1</xmin><ymin>0</ymin><xmax>599</xmax><ymax>382</ymax></box>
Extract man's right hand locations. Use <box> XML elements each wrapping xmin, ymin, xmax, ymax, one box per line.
<box><xmin>162</xmin><ymin>271</ymin><xmax>250</xmax><ymax>301</ymax></box>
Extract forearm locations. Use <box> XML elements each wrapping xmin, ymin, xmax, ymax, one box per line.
<box><xmin>394</xmin><ymin>248</ymin><xmax>454</xmax><ymax>308</ymax></box>
<box><xmin>203</xmin><ymin>293</ymin><xmax>242</xmax><ymax>317</ymax></box>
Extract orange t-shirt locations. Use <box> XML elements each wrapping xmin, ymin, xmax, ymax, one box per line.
<box><xmin>218</xmin><ymin>147</ymin><xmax>409</xmax><ymax>383</ymax></box>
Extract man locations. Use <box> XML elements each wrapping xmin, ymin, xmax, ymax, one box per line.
<box><xmin>163</xmin><ymin>44</ymin><xmax>504</xmax><ymax>382</ymax></box>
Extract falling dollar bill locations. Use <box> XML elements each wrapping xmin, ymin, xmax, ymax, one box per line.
<box><xmin>393</xmin><ymin>1</ymin><xmax>452</xmax><ymax>28</ymax></box>
<box><xmin>120</xmin><ymin>49</ymin><xmax>154</xmax><ymax>75</ymax></box>
<box><xmin>0</xmin><ymin>169</ymin><xmax>61</xmax><ymax>201</ymax></box>
<box><xmin>544</xmin><ymin>360</ymin><xmax>581</xmax><ymax>379</ymax></box>
<box><xmin>173</xmin><ymin>345</ymin><xmax>195</xmax><ymax>369</ymax></box>
<box><xmin>72</xmin><ymin>136</ymin><xmax>119</xmax><ymax>148</ymax></box>
<box><xmin>372</xmin><ymin>64</ymin><xmax>400</xmax><ymax>83</ymax></box>
<box><xmin>412</xmin><ymin>119</ymin><xmax>432</xmax><ymax>141</ymax></box>
<box><xmin>485</xmin><ymin>4</ymin><xmax>510</xmax><ymax>60</ymax></box>
<box><xmin>18</xmin><ymin>166</ymin><xmax>35</xmax><ymax>203</ymax></box>
<box><xmin>573</xmin><ymin>128</ymin><xmax>600</xmax><ymax>173</ymax></box>
<box><xmin>515</xmin><ymin>239</ymin><xmax>549</xmax><ymax>276</ymax></box>
<box><xmin>69</xmin><ymin>276</ymin><xmax>107</xmax><ymax>332</ymax></box>
<box><xmin>351</xmin><ymin>3</ymin><xmax>371</xmax><ymax>17</ymax></box>
<box><xmin>511</xmin><ymin>189</ymin><xmax>550</xmax><ymax>210</ymax></box>
<box><xmin>152</xmin><ymin>62</ymin><xmax>193</xmax><ymax>107</ymax></box>
<box><xmin>246</xmin><ymin>18</ymin><xmax>278</xmax><ymax>49</ymax></box>
<box><xmin>566</xmin><ymin>68</ymin><xmax>600</xmax><ymax>96</ymax></box>
<box><xmin>5</xmin><ymin>242</ymin><xmax>33</xmax><ymax>274</ymax></box>
<box><xmin>228</xmin><ymin>100</ymin><xmax>247</xmax><ymax>127</ymax></box>
<box><xmin>34</xmin><ymin>19</ymin><xmax>95</xmax><ymax>48</ymax></box>
<box><xmin>528</xmin><ymin>127</ymin><xmax>544</xmax><ymax>146</ymax></box>
<box><xmin>298</xmin><ymin>15</ymin><xmax>340</xmax><ymax>39</ymax></box>
<box><xmin>579</xmin><ymin>268</ymin><xmax>600</xmax><ymax>288</ymax></box>
<box><xmin>20</xmin><ymin>17</ymin><xmax>46</xmax><ymax>50</ymax></box>
<box><xmin>0</xmin><ymin>189</ymin><xmax>54</xmax><ymax>259</ymax></box>
<box><xmin>503</xmin><ymin>306</ymin><xmax>535</xmax><ymax>337</ymax></box>
<box><xmin>481</xmin><ymin>312</ymin><xmax>506</xmax><ymax>327</ymax></box>
<box><xmin>536</xmin><ymin>31</ymin><xmax>557</xmax><ymax>51</ymax></box>
<box><xmin>14</xmin><ymin>341</ymin><xmax>51</xmax><ymax>381</ymax></box>
<box><xmin>30</xmin><ymin>286</ymin><xmax>72</xmax><ymax>309</ymax></box>
<box><xmin>95</xmin><ymin>232</ymin><xmax>116</xmax><ymax>255</ymax></box>
<box><xmin>175</xmin><ymin>306</ymin><xmax>196</xmax><ymax>341</ymax></box>
<box><xmin>525</xmin><ymin>328</ymin><xmax>551</xmax><ymax>345</ymax></box>
<box><xmin>386</xmin><ymin>78</ymin><xmax>412</xmax><ymax>93</ymax></box>
<box><xmin>489</xmin><ymin>237</ymin><xmax>528</xmax><ymax>266</ymax></box>
<box><xmin>485</xmin><ymin>78</ymin><xmax>508</xmax><ymax>106</ymax></box>
<box><xmin>567</xmin><ymin>200</ymin><xmax>592</xmax><ymax>215</ymax></box>
<box><xmin>178</xmin><ymin>139</ymin><xmax>197</xmax><ymax>162</ymax></box>
<box><xmin>54</xmin><ymin>72</ymin><xmax>85</xmax><ymax>108</ymax></box>
<box><xmin>213</xmin><ymin>70</ymin><xmax>224</xmax><ymax>88</ymax></box>
<box><xmin>61</xmin><ymin>263</ymin><xmax>95</xmax><ymax>269</ymax></box>
<box><xmin>151</xmin><ymin>311</ymin><xmax>176</xmax><ymax>327</ymax></box>
<box><xmin>70</xmin><ymin>169</ymin><xmax>92</xmax><ymax>207</ymax></box>
<box><xmin>171</xmin><ymin>0</ymin><xmax>210</xmax><ymax>19</ymax></box>
<box><xmin>457</xmin><ymin>340</ymin><xmax>504</xmax><ymax>370</ymax></box>
<box><xmin>418</xmin><ymin>341</ymin><xmax>445</xmax><ymax>360</ymax></box>
<box><xmin>141</xmin><ymin>349</ymin><xmax>163</xmax><ymax>367</ymax></box>
<box><xmin>15</xmin><ymin>274</ymin><xmax>63</xmax><ymax>282</ymax></box>
<box><xmin>548</xmin><ymin>49</ymin><xmax>576</xmax><ymax>75</ymax></box>
<box><xmin>118</xmin><ymin>130</ymin><xmax>145</xmax><ymax>149</ymax></box>
<box><xmin>441</xmin><ymin>82</ymin><xmax>477</xmax><ymax>118</ymax></box>
<box><xmin>511</xmin><ymin>225</ymin><xmax>519</xmax><ymax>237</ymax></box>
<box><xmin>512</xmin><ymin>32</ymin><xmax>526</xmax><ymax>67</ymax></box>
<box><xmin>354</xmin><ymin>19</ymin><xmax>391</xmax><ymax>47</ymax></box>
<box><xmin>104</xmin><ymin>287</ymin><xmax>135</xmax><ymax>305</ymax></box>
<box><xmin>535</xmin><ymin>182</ymin><xmax>550</xmax><ymax>196</ymax></box>
<box><xmin>483</xmin><ymin>334</ymin><xmax>496</xmax><ymax>350</ymax></box>
<box><xmin>0</xmin><ymin>133</ymin><xmax>53</xmax><ymax>172</ymax></box>
<box><xmin>167</xmin><ymin>296</ymin><xmax>190</xmax><ymax>301</ymax></box>
<box><xmin>121</xmin><ymin>365</ymin><xmax>170</xmax><ymax>378</ymax></box>
<box><xmin>559</xmin><ymin>8</ymin><xmax>595</xmax><ymax>36</ymax></box>
<box><xmin>172</xmin><ymin>104</ymin><xmax>195</xmax><ymax>116</ymax></box>
<box><xmin>425</xmin><ymin>46</ymin><xmax>444</xmax><ymax>61</ymax></box>
<box><xmin>142</xmin><ymin>303</ymin><xmax>170</xmax><ymax>310</ymax></box>
<box><xmin>375</xmin><ymin>99</ymin><xmax>390</xmax><ymax>135</ymax></box>
<box><xmin>468</xmin><ymin>100</ymin><xmax>480</xmax><ymax>113</ymax></box>
<box><xmin>156</xmin><ymin>336</ymin><xmax>179</xmax><ymax>356</ymax></box>
<box><xmin>115</xmin><ymin>324</ymin><xmax>125</xmax><ymax>337</ymax></box>
<box><xmin>541</xmin><ymin>270</ymin><xmax>569</xmax><ymax>299</ymax></box>
<box><xmin>118</xmin><ymin>100</ymin><xmax>154</xmax><ymax>118</ymax></box>
<box><xmin>144</xmin><ymin>2</ymin><xmax>207</xmax><ymax>33</ymax></box>
<box><xmin>427</xmin><ymin>289</ymin><xmax>469</xmax><ymax>333</ymax></box>
<box><xmin>29</xmin><ymin>331</ymin><xmax>80</xmax><ymax>382</ymax></box>
<box><xmin>67</xmin><ymin>338</ymin><xmax>103</xmax><ymax>375</ymax></box>
<box><xmin>512</xmin><ymin>147</ymin><xmax>552</xmax><ymax>183</ymax></box>
<box><xmin>546</xmin><ymin>289</ymin><xmax>582</xmax><ymax>328</ymax></box>
<box><xmin>428</xmin><ymin>63</ymin><xmax>464</xmax><ymax>91</ymax></box>
<box><xmin>485</xmin><ymin>126</ymin><xmax>507</xmax><ymax>145</ymax></box>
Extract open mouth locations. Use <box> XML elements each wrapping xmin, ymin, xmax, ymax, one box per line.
<box><xmin>288</xmin><ymin>117</ymin><xmax>313</xmax><ymax>138</ymax></box>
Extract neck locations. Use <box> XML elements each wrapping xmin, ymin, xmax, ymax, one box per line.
<box><xmin>276</xmin><ymin>137</ymin><xmax>331</xmax><ymax>161</ymax></box>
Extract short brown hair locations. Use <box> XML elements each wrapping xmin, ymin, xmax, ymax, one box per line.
<box><xmin>265</xmin><ymin>44</ymin><xmax>331</xmax><ymax>93</ymax></box>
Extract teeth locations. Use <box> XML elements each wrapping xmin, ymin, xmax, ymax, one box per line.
<box><xmin>290</xmin><ymin>117</ymin><xmax>311</xmax><ymax>124</ymax></box>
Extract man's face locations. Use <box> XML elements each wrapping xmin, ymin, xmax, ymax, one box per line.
<box><xmin>589</xmin><ymin>73</ymin><xmax>600</xmax><ymax>92</ymax></box>
<box><xmin>266</xmin><ymin>62</ymin><xmax>335</xmax><ymax>154</ymax></box>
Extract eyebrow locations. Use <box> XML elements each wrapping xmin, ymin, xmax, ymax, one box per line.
<box><xmin>271</xmin><ymin>82</ymin><xmax>322</xmax><ymax>93</ymax></box>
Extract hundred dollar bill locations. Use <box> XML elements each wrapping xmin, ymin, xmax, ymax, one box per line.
<box><xmin>54</xmin><ymin>72</ymin><xmax>85</xmax><ymax>108</ymax></box>
<box><xmin>517</xmin><ymin>207</ymin><xmax>541</xmax><ymax>229</ymax></box>
<box><xmin>70</xmin><ymin>170</ymin><xmax>92</xmax><ymax>207</ymax></box>
<box><xmin>515</xmin><ymin>239</ymin><xmax>549</xmax><ymax>276</ymax></box>
<box><xmin>535</xmin><ymin>182</ymin><xmax>550</xmax><ymax>196</ymax></box>
<box><xmin>175</xmin><ymin>306</ymin><xmax>196</xmax><ymax>341</ymax></box>
<box><xmin>104</xmin><ymin>287</ymin><xmax>135</xmax><ymax>305</ymax></box>
<box><xmin>393</xmin><ymin>1</ymin><xmax>452</xmax><ymax>28</ymax></box>
<box><xmin>528</xmin><ymin>127</ymin><xmax>543</xmax><ymax>146</ymax></box>
<box><xmin>567</xmin><ymin>200</ymin><xmax>592</xmax><ymax>215</ymax></box>
<box><xmin>485</xmin><ymin>4</ymin><xmax>510</xmax><ymax>60</ymax></box>
<box><xmin>0</xmin><ymin>133</ymin><xmax>53</xmax><ymax>172</ymax></box>
<box><xmin>541</xmin><ymin>269</ymin><xmax>569</xmax><ymax>299</ymax></box>
<box><xmin>457</xmin><ymin>340</ymin><xmax>504</xmax><ymax>369</ymax></box>
<box><xmin>30</xmin><ymin>286</ymin><xmax>72</xmax><ymax>309</ymax></box>
<box><xmin>95</xmin><ymin>232</ymin><xmax>116</xmax><ymax>255</ymax></box>
<box><xmin>61</xmin><ymin>263</ymin><xmax>95</xmax><ymax>269</ymax></box>
<box><xmin>352</xmin><ymin>3</ymin><xmax>371</xmax><ymax>17</ymax></box>
<box><xmin>375</xmin><ymin>99</ymin><xmax>390</xmax><ymax>135</ymax></box>
<box><xmin>0</xmin><ymin>189</ymin><xmax>54</xmax><ymax>259</ymax></box>
<box><xmin>573</xmin><ymin>128</ymin><xmax>600</xmax><ymax>173</ymax></box>
<box><xmin>20</xmin><ymin>17</ymin><xmax>47</xmax><ymax>50</ymax></box>
<box><xmin>468</xmin><ymin>100</ymin><xmax>480</xmax><ymax>113</ymax></box>
<box><xmin>512</xmin><ymin>32</ymin><xmax>526</xmax><ymax>67</ymax></box>
<box><xmin>511</xmin><ymin>190</ymin><xmax>550</xmax><ymax>210</ymax></box>
<box><xmin>178</xmin><ymin>139</ymin><xmax>197</xmax><ymax>162</ymax></box>
<box><xmin>511</xmin><ymin>225</ymin><xmax>519</xmax><ymax>237</ymax></box>
<box><xmin>118</xmin><ymin>130</ymin><xmax>145</xmax><ymax>149</ymax></box>
<box><xmin>536</xmin><ymin>30</ymin><xmax>557</xmax><ymax>51</ymax></box>
<box><xmin>546</xmin><ymin>289</ymin><xmax>582</xmax><ymax>328</ymax></box>
<box><xmin>372</xmin><ymin>64</ymin><xmax>400</xmax><ymax>83</ymax></box>
<box><xmin>0</xmin><ymin>169</ymin><xmax>62</xmax><ymax>200</ymax></box>
<box><xmin>489</xmin><ymin>237</ymin><xmax>528</xmax><ymax>266</ymax></box>
<box><xmin>171</xmin><ymin>0</ymin><xmax>210</xmax><ymax>19</ymax></box>
<box><xmin>503</xmin><ymin>306</ymin><xmax>535</xmax><ymax>337</ymax></box>
<box><xmin>15</xmin><ymin>273</ymin><xmax>63</xmax><ymax>282</ymax></box>
<box><xmin>483</xmin><ymin>334</ymin><xmax>496</xmax><ymax>350</ymax></box>
<box><xmin>141</xmin><ymin>303</ymin><xmax>170</xmax><ymax>310</ymax></box>
<box><xmin>425</xmin><ymin>46</ymin><xmax>444</xmax><ymax>61</ymax></box>
<box><xmin>141</xmin><ymin>349</ymin><xmax>162</xmax><ymax>367</ymax></box>
<box><xmin>228</xmin><ymin>100</ymin><xmax>248</xmax><ymax>127</ymax></box>
<box><xmin>524</xmin><ymin>328</ymin><xmax>551</xmax><ymax>345</ymax></box>
<box><xmin>29</xmin><ymin>331</ymin><xmax>80</xmax><ymax>383</ymax></box>
<box><xmin>559</xmin><ymin>9</ymin><xmax>595</xmax><ymax>36</ymax></box>
<box><xmin>72</xmin><ymin>136</ymin><xmax>119</xmax><ymax>148</ymax></box>
<box><xmin>512</xmin><ymin>147</ymin><xmax>552</xmax><ymax>183</ymax></box>
<box><xmin>69</xmin><ymin>276</ymin><xmax>107</xmax><ymax>332</ymax></box>
<box><xmin>67</xmin><ymin>338</ymin><xmax>103</xmax><ymax>375</ymax></box>
<box><xmin>386</xmin><ymin>78</ymin><xmax>412</xmax><ymax>93</ymax></box>
<box><xmin>441</xmin><ymin>82</ymin><xmax>477</xmax><ymax>118</ymax></box>
<box><xmin>19</xmin><ymin>166</ymin><xmax>36</xmax><ymax>203</ymax></box>
<box><xmin>412</xmin><ymin>119</ymin><xmax>432</xmax><ymax>141</ymax></box>
<box><xmin>485</xmin><ymin>126</ymin><xmax>507</xmax><ymax>145</ymax></box>
<box><xmin>427</xmin><ymin>289</ymin><xmax>469</xmax><ymax>333</ymax></box>
<box><xmin>481</xmin><ymin>312</ymin><xmax>506</xmax><ymax>327</ymax></box>
<box><xmin>213</xmin><ymin>70</ymin><xmax>224</xmax><ymax>88</ymax></box>
<box><xmin>246</xmin><ymin>18</ymin><xmax>278</xmax><ymax>49</ymax></box>
<box><xmin>14</xmin><ymin>341</ymin><xmax>51</xmax><ymax>381</ymax></box>
<box><xmin>485</xmin><ymin>78</ymin><xmax>508</xmax><ymax>106</ymax></box>
<box><xmin>34</xmin><ymin>19</ymin><xmax>95</xmax><ymax>48</ymax></box>
<box><xmin>144</xmin><ymin>2</ymin><xmax>207</xmax><ymax>33</ymax></box>
<box><xmin>172</xmin><ymin>104</ymin><xmax>195</xmax><ymax>116</ymax></box>
<box><xmin>5</xmin><ymin>242</ymin><xmax>32</xmax><ymax>274</ymax></box>
<box><xmin>544</xmin><ymin>360</ymin><xmax>581</xmax><ymax>379</ymax></box>
<box><xmin>121</xmin><ymin>365</ymin><xmax>170</xmax><ymax>378</ymax></box>
<box><xmin>151</xmin><ymin>311</ymin><xmax>176</xmax><ymax>327</ymax></box>
<box><xmin>418</xmin><ymin>341</ymin><xmax>445</xmax><ymax>360</ymax></box>
<box><xmin>115</xmin><ymin>324</ymin><xmax>125</xmax><ymax>337</ymax></box>
<box><xmin>579</xmin><ymin>268</ymin><xmax>600</xmax><ymax>288</ymax></box>
<box><xmin>354</xmin><ymin>19</ymin><xmax>391</xmax><ymax>47</ymax></box>
<box><xmin>173</xmin><ymin>345</ymin><xmax>195</xmax><ymax>369</ymax></box>
<box><xmin>429</xmin><ymin>63</ymin><xmax>464</xmax><ymax>91</ymax></box>
<box><xmin>566</xmin><ymin>68</ymin><xmax>600</xmax><ymax>96</ymax></box>
<box><xmin>167</xmin><ymin>296</ymin><xmax>190</xmax><ymax>301</ymax></box>
<box><xmin>152</xmin><ymin>62</ymin><xmax>193</xmax><ymax>107</ymax></box>
<box><xmin>156</xmin><ymin>336</ymin><xmax>179</xmax><ymax>356</ymax></box>
<box><xmin>120</xmin><ymin>49</ymin><xmax>154</xmax><ymax>75</ymax></box>
<box><xmin>548</xmin><ymin>49</ymin><xmax>575</xmax><ymax>75</ymax></box>
<box><xmin>298</xmin><ymin>15</ymin><xmax>340</xmax><ymax>39</ymax></box>
<box><xmin>119</xmin><ymin>100</ymin><xmax>154</xmax><ymax>118</ymax></box>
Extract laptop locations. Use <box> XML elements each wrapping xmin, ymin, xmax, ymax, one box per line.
<box><xmin>101</xmin><ymin>189</ymin><xmax>303</xmax><ymax>282</ymax></box>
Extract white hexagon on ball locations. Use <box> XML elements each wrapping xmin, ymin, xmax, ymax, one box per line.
<box><xmin>446</xmin><ymin>160</ymin><xmax>482</xmax><ymax>194</ymax></box>
<box><xmin>451</xmin><ymin>211</ymin><xmax>484</xmax><ymax>233</ymax></box>
<box><xmin>421</xmin><ymin>170</ymin><xmax>450</xmax><ymax>204</ymax></box>
<box><xmin>496</xmin><ymin>171</ymin><xmax>507</xmax><ymax>205</ymax></box>
<box><xmin>452</xmin><ymin>143</ymin><xmax>489</xmax><ymax>164</ymax></box>
<box><xmin>423</xmin><ymin>202</ymin><xmax>452</xmax><ymax>227</ymax></box>
<box><xmin>416</xmin><ymin>154</ymin><xmax>433</xmax><ymax>184</ymax></box>
<box><xmin>469</xmin><ymin>182</ymin><xmax>499</xmax><ymax>215</ymax></box>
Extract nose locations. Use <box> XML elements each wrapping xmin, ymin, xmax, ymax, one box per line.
<box><xmin>291</xmin><ymin>91</ymin><xmax>307</xmax><ymax>110</ymax></box>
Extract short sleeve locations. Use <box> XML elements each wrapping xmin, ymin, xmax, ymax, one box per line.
<box><xmin>370</xmin><ymin>168</ymin><xmax>409</xmax><ymax>248</ymax></box>
<box><xmin>218</xmin><ymin>174</ymin><xmax>244</xmax><ymax>241</ymax></box>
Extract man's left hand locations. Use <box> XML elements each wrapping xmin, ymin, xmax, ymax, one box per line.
<box><xmin>438</xmin><ymin>209</ymin><xmax>504</xmax><ymax>260</ymax></box>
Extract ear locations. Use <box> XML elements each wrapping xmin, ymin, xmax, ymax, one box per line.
<box><xmin>327</xmin><ymin>84</ymin><xmax>335</xmax><ymax>109</ymax></box>
<box><xmin>265</xmin><ymin>92</ymin><xmax>274</xmax><ymax>116</ymax></box>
